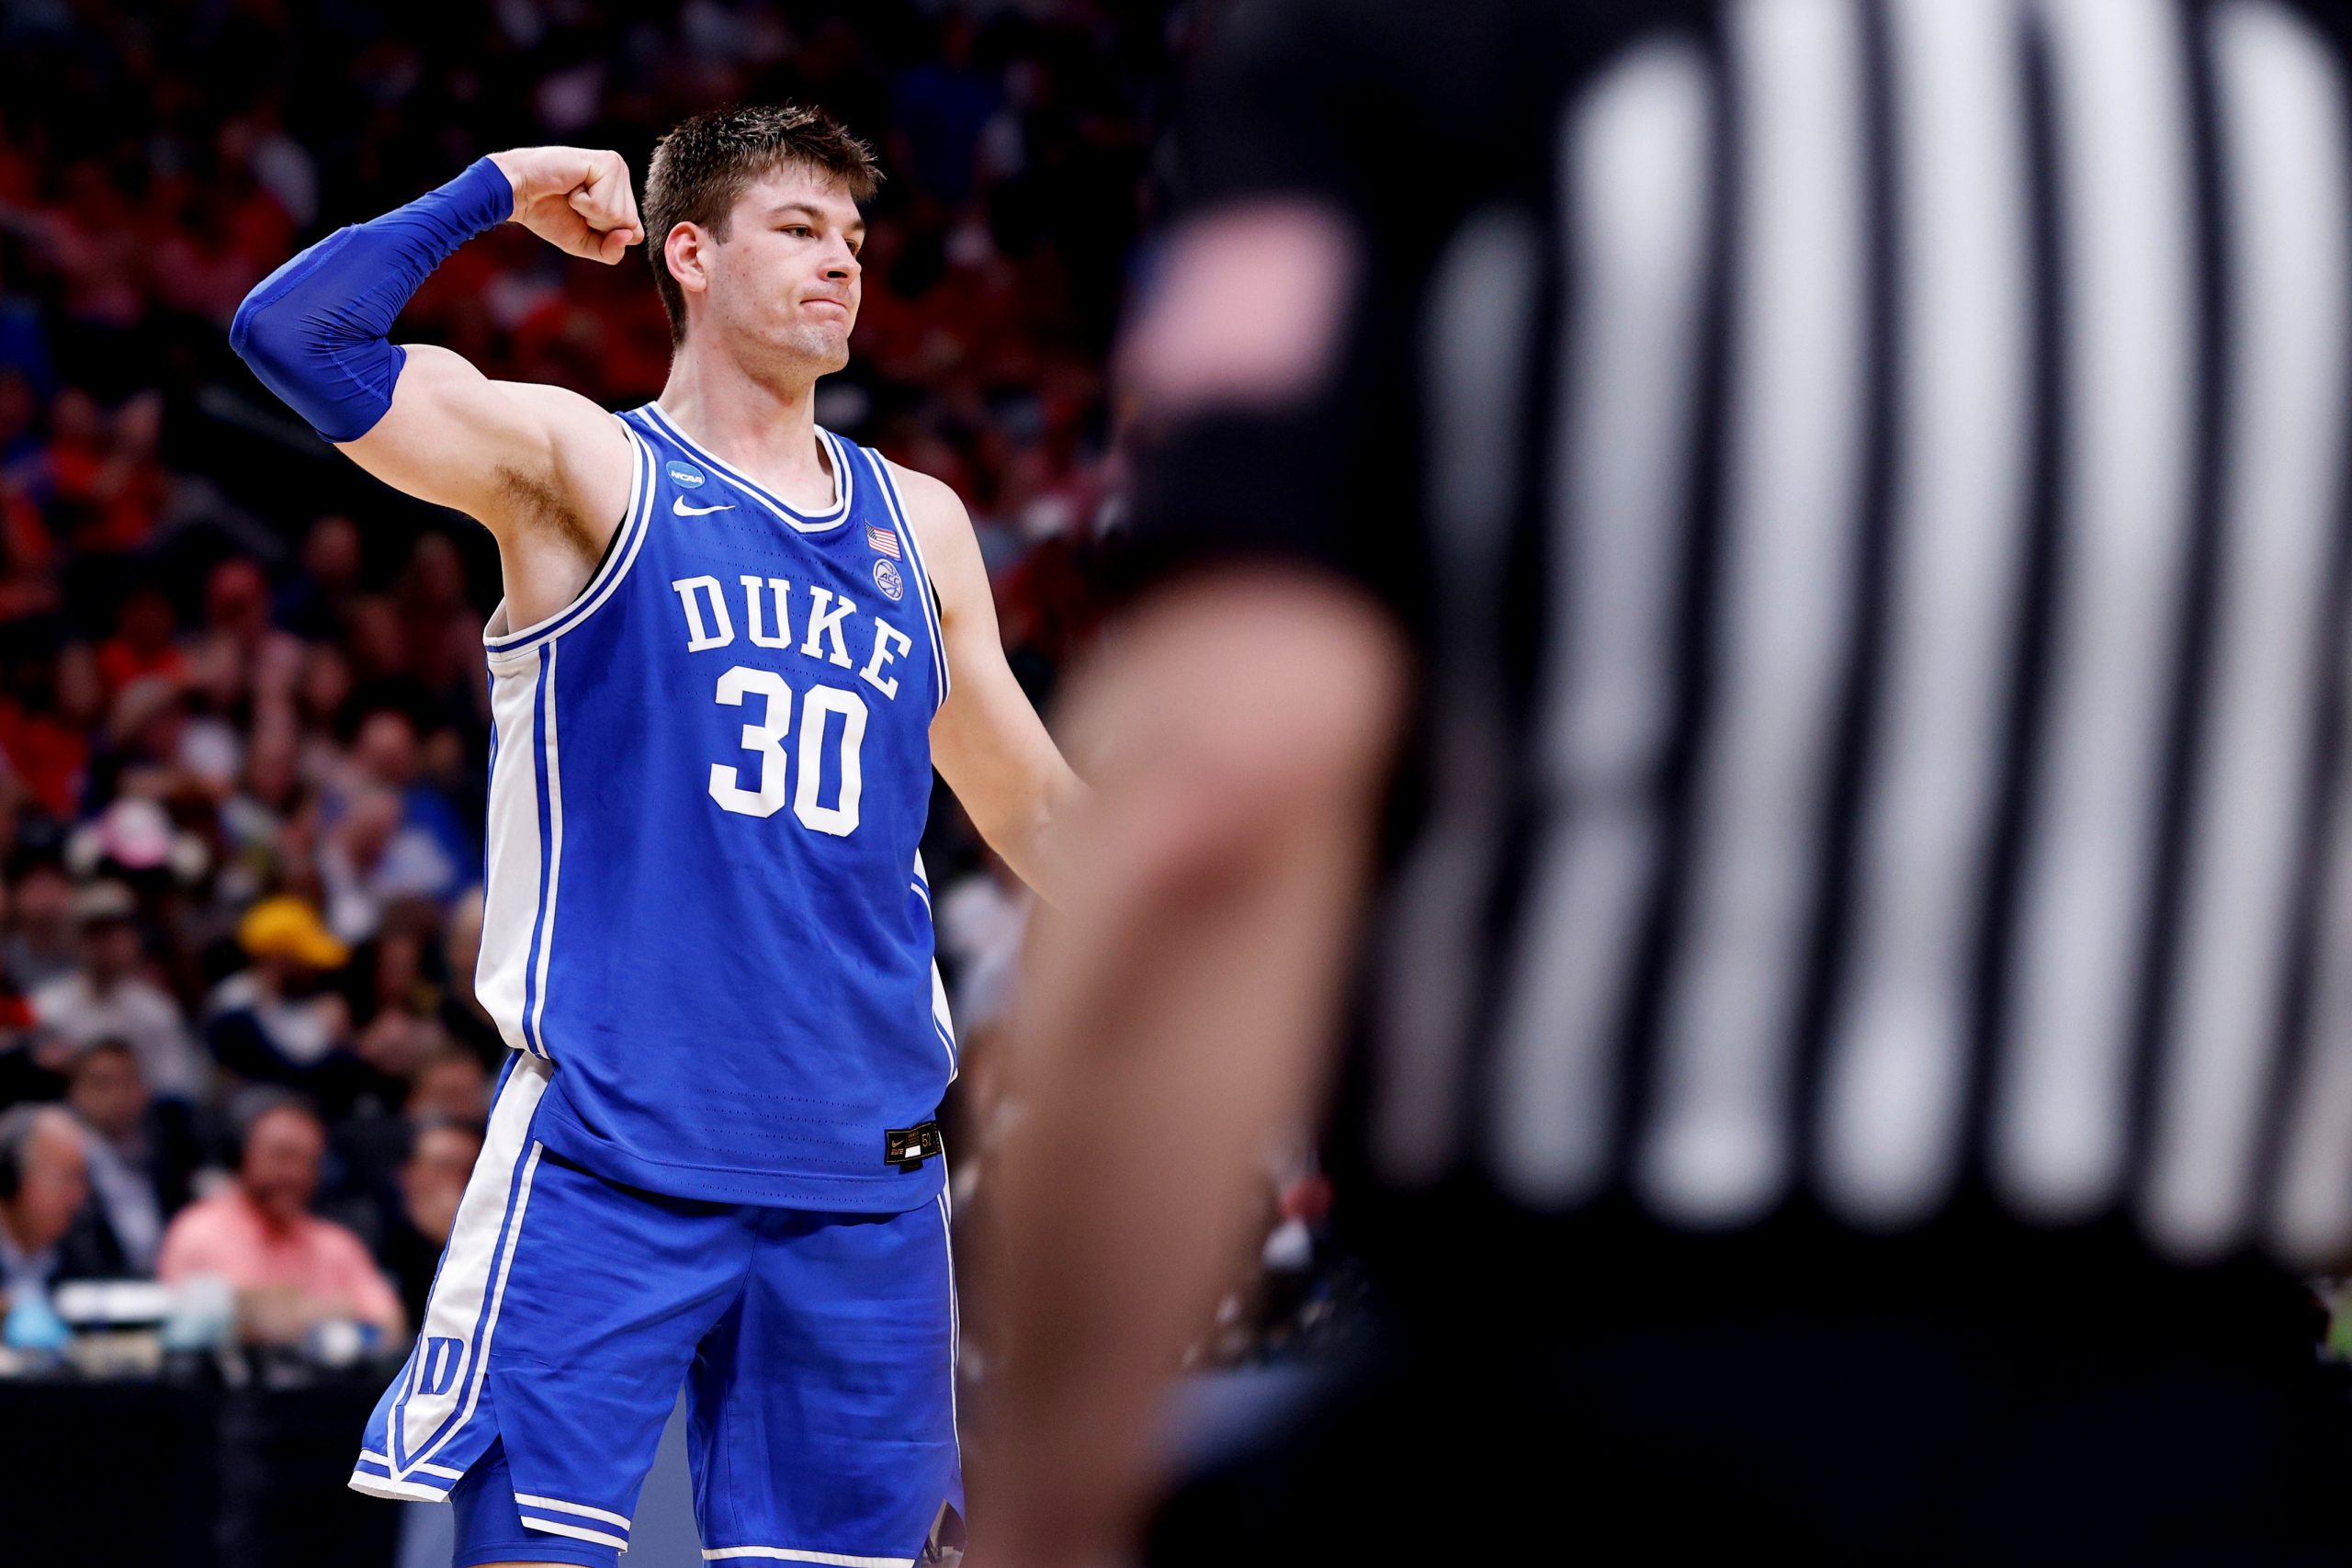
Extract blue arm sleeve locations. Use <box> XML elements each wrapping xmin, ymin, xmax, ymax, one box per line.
<box><xmin>230</xmin><ymin>157</ymin><xmax>515</xmax><ymax>444</ymax></box>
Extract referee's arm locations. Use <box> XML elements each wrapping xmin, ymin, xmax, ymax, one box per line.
<box><xmin>971</xmin><ymin>553</ymin><xmax>1403</xmax><ymax>1568</ymax></box>
<box><xmin>968</xmin><ymin>193</ymin><xmax>1410</xmax><ymax>1568</ymax></box>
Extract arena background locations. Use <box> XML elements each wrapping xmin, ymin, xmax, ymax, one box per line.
<box><xmin>0</xmin><ymin>5</ymin><xmax>1346</xmax><ymax>1562</ymax></box>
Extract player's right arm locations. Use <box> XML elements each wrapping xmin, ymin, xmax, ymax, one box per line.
<box><xmin>231</xmin><ymin>149</ymin><xmax>644</xmax><ymax>616</ymax></box>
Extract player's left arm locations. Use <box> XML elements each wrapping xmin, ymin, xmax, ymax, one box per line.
<box><xmin>894</xmin><ymin>460</ymin><xmax>1086</xmax><ymax>905</ymax></box>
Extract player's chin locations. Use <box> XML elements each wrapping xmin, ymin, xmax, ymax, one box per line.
<box><xmin>784</xmin><ymin>326</ymin><xmax>853</xmax><ymax>374</ymax></box>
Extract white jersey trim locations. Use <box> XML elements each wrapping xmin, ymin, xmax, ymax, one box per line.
<box><xmin>485</xmin><ymin>421</ymin><xmax>659</xmax><ymax>663</ymax></box>
<box><xmin>862</xmin><ymin>449</ymin><xmax>952</xmax><ymax>715</ymax></box>
<box><xmin>528</xmin><ymin>639</ymin><xmax>566</xmax><ymax>1061</ymax></box>
<box><xmin>383</xmin><ymin>1057</ymin><xmax>552</xmax><ymax>1479</ymax></box>
<box><xmin>477</xmin><ymin>638</ymin><xmax>573</xmax><ymax>1061</ymax></box>
<box><xmin>938</xmin><ymin>1183</ymin><xmax>960</xmax><ymax>1454</ymax></box>
<box><xmin>637</xmin><ymin>402</ymin><xmax>857</xmax><ymax>533</ymax></box>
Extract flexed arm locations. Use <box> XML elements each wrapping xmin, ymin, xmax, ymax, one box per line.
<box><xmin>232</xmin><ymin>149</ymin><xmax>647</xmax><ymax>623</ymax></box>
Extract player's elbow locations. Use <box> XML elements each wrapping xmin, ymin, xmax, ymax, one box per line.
<box><xmin>229</xmin><ymin>286</ymin><xmax>306</xmax><ymax>401</ymax></box>
<box><xmin>230</xmin><ymin>246</ymin><xmax>326</xmax><ymax>379</ymax></box>
<box><xmin>230</xmin><ymin>234</ymin><xmax>403</xmax><ymax>444</ymax></box>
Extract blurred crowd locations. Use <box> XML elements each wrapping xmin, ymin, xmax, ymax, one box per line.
<box><xmin>0</xmin><ymin>0</ymin><xmax>1164</xmax><ymax>1348</ymax></box>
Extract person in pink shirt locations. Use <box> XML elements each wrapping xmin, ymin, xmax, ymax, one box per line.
<box><xmin>157</xmin><ymin>1095</ymin><xmax>403</xmax><ymax>1341</ymax></box>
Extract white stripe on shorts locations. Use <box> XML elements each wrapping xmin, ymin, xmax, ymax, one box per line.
<box><xmin>347</xmin><ymin>1472</ymin><xmax>448</xmax><ymax>1504</ymax></box>
<box><xmin>522</xmin><ymin>1516</ymin><xmax>631</xmax><ymax>1551</ymax></box>
<box><xmin>390</xmin><ymin>1055</ymin><xmax>552</xmax><ymax>1475</ymax></box>
<box><xmin>703</xmin><ymin>1549</ymin><xmax>915</xmax><ymax>1567</ymax></box>
<box><xmin>516</xmin><ymin>1493</ymin><xmax>633</xmax><ymax>1531</ymax></box>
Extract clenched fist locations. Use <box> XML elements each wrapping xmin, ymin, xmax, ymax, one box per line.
<box><xmin>488</xmin><ymin>146</ymin><xmax>644</xmax><ymax>265</ymax></box>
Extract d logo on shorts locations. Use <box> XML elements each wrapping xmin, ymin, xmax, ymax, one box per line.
<box><xmin>416</xmin><ymin>1336</ymin><xmax>466</xmax><ymax>1399</ymax></box>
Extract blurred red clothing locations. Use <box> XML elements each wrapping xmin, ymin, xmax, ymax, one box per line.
<box><xmin>96</xmin><ymin>637</ymin><xmax>186</xmax><ymax>699</ymax></box>
<box><xmin>0</xmin><ymin>699</ymin><xmax>85</xmax><ymax>818</ymax></box>
<box><xmin>43</xmin><ymin>441</ymin><xmax>164</xmax><ymax>552</ymax></box>
<box><xmin>156</xmin><ymin>1188</ymin><xmax>402</xmax><ymax>1333</ymax></box>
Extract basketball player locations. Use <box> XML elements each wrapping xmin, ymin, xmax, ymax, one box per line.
<box><xmin>232</xmin><ymin>106</ymin><xmax>1080</xmax><ymax>1568</ymax></box>
<box><xmin>980</xmin><ymin>0</ymin><xmax>2352</xmax><ymax>1562</ymax></box>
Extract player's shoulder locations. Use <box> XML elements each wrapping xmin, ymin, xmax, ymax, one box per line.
<box><xmin>876</xmin><ymin>456</ymin><xmax>970</xmax><ymax>529</ymax></box>
<box><xmin>873</xmin><ymin>452</ymin><xmax>956</xmax><ymax>506</ymax></box>
<box><xmin>868</xmin><ymin>455</ymin><xmax>983</xmax><ymax>607</ymax></box>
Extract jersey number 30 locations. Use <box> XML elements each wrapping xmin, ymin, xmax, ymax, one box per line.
<box><xmin>707</xmin><ymin>666</ymin><xmax>868</xmax><ymax>835</ymax></box>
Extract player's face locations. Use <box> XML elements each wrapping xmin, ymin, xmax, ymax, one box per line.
<box><xmin>708</xmin><ymin>164</ymin><xmax>865</xmax><ymax>377</ymax></box>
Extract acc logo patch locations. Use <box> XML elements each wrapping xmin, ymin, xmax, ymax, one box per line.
<box><xmin>872</xmin><ymin>558</ymin><xmax>905</xmax><ymax>602</ymax></box>
<box><xmin>664</xmin><ymin>459</ymin><xmax>707</xmax><ymax>489</ymax></box>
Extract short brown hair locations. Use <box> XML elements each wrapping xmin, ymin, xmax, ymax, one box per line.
<box><xmin>643</xmin><ymin>102</ymin><xmax>882</xmax><ymax>346</ymax></box>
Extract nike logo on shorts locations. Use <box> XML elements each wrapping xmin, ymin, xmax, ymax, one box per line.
<box><xmin>674</xmin><ymin>498</ymin><xmax>734</xmax><ymax>516</ymax></box>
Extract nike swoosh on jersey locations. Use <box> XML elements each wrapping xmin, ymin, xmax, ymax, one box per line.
<box><xmin>673</xmin><ymin>498</ymin><xmax>734</xmax><ymax>516</ymax></box>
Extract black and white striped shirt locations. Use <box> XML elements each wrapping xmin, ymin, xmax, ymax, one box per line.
<box><xmin>1136</xmin><ymin>0</ymin><xmax>2352</xmax><ymax>1268</ymax></box>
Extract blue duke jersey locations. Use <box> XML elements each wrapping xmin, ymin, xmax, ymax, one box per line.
<box><xmin>474</xmin><ymin>403</ymin><xmax>957</xmax><ymax>1212</ymax></box>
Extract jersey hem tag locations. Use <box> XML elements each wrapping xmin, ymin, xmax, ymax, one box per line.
<box><xmin>886</xmin><ymin>1122</ymin><xmax>944</xmax><ymax>1172</ymax></box>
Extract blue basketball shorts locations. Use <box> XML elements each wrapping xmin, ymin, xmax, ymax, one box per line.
<box><xmin>347</xmin><ymin>1055</ymin><xmax>963</xmax><ymax>1567</ymax></box>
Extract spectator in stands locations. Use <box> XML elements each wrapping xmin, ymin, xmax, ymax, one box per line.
<box><xmin>217</xmin><ymin>711</ymin><xmax>304</xmax><ymax>903</ymax></box>
<box><xmin>346</xmin><ymin>906</ymin><xmax>449</xmax><ymax>1082</ymax></box>
<box><xmin>3</xmin><ymin>856</ymin><xmax>78</xmax><ymax>993</ymax></box>
<box><xmin>203</xmin><ymin>894</ymin><xmax>369</xmax><ymax>1113</ymax></box>
<box><xmin>0</xmin><ymin>1101</ymin><xmax>91</xmax><ymax>1306</ymax></box>
<box><xmin>324</xmin><ymin>709</ymin><xmax>468</xmax><ymax>919</ymax></box>
<box><xmin>92</xmin><ymin>581</ymin><xmax>184</xmax><ymax>701</ymax></box>
<box><xmin>156</xmin><ymin>1095</ymin><xmax>402</xmax><ymax>1341</ymax></box>
<box><xmin>389</xmin><ymin>533</ymin><xmax>484</xmax><ymax>716</ymax></box>
<box><xmin>319</xmin><ymin>782</ymin><xmax>458</xmax><ymax>944</ymax></box>
<box><xmin>61</xmin><ymin>1038</ymin><xmax>201</xmax><ymax>1276</ymax></box>
<box><xmin>406</xmin><ymin>1040</ymin><xmax>489</xmax><ymax>1124</ymax></box>
<box><xmin>0</xmin><ymin>1001</ymin><xmax>51</xmax><ymax>1108</ymax></box>
<box><xmin>188</xmin><ymin>557</ymin><xmax>300</xmax><ymax>709</ymax></box>
<box><xmin>85</xmin><ymin>675</ymin><xmax>189</xmax><ymax>807</ymax></box>
<box><xmin>30</xmin><ymin>877</ymin><xmax>202</xmax><ymax>1102</ymax></box>
<box><xmin>36</xmin><ymin>387</ymin><xmax>165</xmax><ymax>554</ymax></box>
<box><xmin>435</xmin><ymin>888</ymin><xmax>503</xmax><ymax>1058</ymax></box>
<box><xmin>275</xmin><ymin>514</ymin><xmax>363</xmax><ymax>642</ymax></box>
<box><xmin>0</xmin><ymin>648</ymin><xmax>94</xmax><ymax>821</ymax></box>
<box><xmin>378</xmin><ymin>1114</ymin><xmax>481</xmax><ymax>1335</ymax></box>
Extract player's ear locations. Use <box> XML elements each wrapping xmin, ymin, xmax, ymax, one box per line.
<box><xmin>665</xmin><ymin>222</ymin><xmax>712</xmax><ymax>299</ymax></box>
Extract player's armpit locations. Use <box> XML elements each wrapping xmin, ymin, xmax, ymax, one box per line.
<box><xmin>338</xmin><ymin>348</ymin><xmax>637</xmax><ymax>632</ymax></box>
<box><xmin>894</xmin><ymin>459</ymin><xmax>1088</xmax><ymax>903</ymax></box>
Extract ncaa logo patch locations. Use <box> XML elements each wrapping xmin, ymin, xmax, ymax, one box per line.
<box><xmin>872</xmin><ymin>558</ymin><xmax>905</xmax><ymax>602</ymax></box>
<box><xmin>664</xmin><ymin>459</ymin><xmax>707</xmax><ymax>489</ymax></box>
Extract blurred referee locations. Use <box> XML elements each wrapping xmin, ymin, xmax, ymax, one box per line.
<box><xmin>978</xmin><ymin>0</ymin><xmax>2352</xmax><ymax>1562</ymax></box>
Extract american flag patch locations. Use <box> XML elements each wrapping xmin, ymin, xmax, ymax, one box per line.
<box><xmin>866</xmin><ymin>525</ymin><xmax>902</xmax><ymax>559</ymax></box>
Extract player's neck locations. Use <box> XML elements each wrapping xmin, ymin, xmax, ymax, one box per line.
<box><xmin>654</xmin><ymin>348</ymin><xmax>836</xmax><ymax>508</ymax></box>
